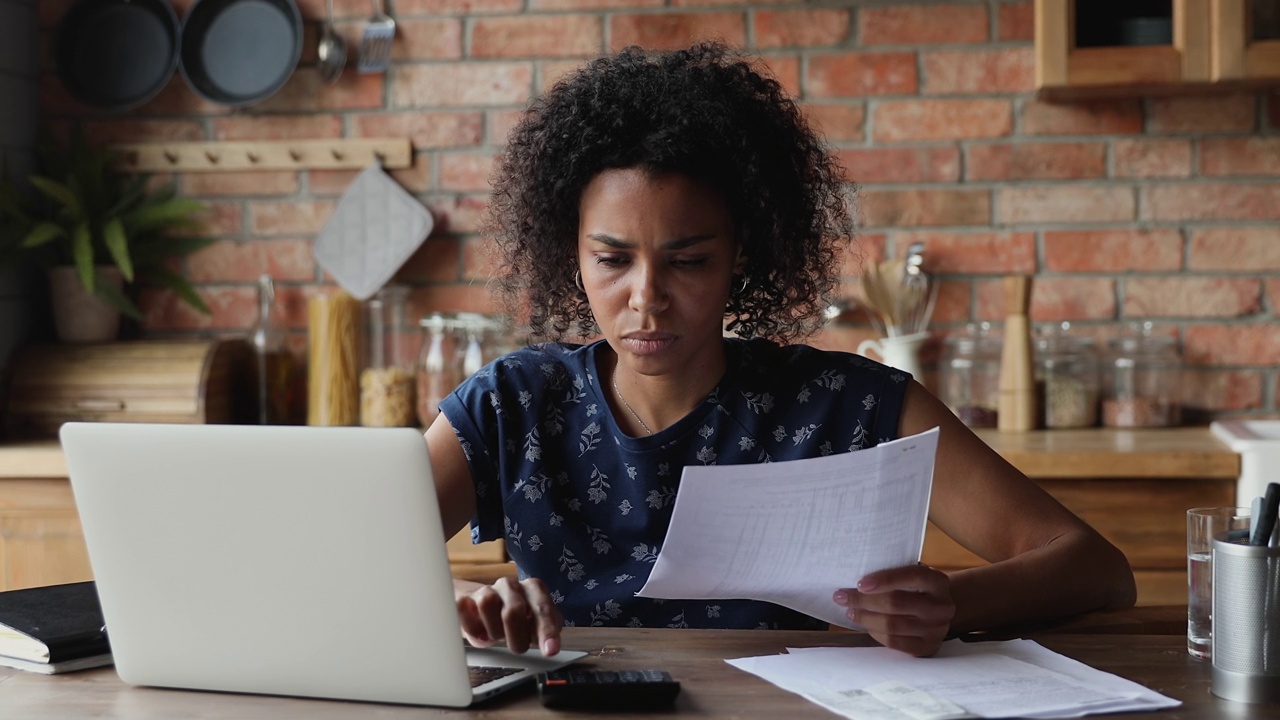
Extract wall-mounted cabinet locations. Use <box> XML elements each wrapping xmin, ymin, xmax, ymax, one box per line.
<box><xmin>1212</xmin><ymin>0</ymin><xmax>1280</xmax><ymax>80</ymax></box>
<box><xmin>1036</xmin><ymin>0</ymin><xmax>1280</xmax><ymax>99</ymax></box>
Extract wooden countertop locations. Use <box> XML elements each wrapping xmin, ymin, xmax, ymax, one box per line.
<box><xmin>0</xmin><ymin>440</ymin><xmax>66</xmax><ymax>478</ymax></box>
<box><xmin>974</xmin><ymin>427</ymin><xmax>1239</xmax><ymax>480</ymax></box>
<box><xmin>0</xmin><ymin>427</ymin><xmax>1241</xmax><ymax>481</ymax></box>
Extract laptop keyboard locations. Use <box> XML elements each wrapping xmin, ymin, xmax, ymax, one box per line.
<box><xmin>469</xmin><ymin>665</ymin><xmax>523</xmax><ymax>688</ymax></box>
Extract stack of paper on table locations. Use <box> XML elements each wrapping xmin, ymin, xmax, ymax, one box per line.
<box><xmin>727</xmin><ymin>638</ymin><xmax>1180</xmax><ymax>719</ymax></box>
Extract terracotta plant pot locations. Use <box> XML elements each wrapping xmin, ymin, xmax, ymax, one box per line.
<box><xmin>48</xmin><ymin>266</ymin><xmax>123</xmax><ymax>344</ymax></box>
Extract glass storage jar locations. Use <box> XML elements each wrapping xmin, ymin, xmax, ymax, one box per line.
<box><xmin>415</xmin><ymin>312</ymin><xmax>519</xmax><ymax>427</ymax></box>
<box><xmin>939</xmin><ymin>322</ymin><xmax>1002</xmax><ymax>428</ymax></box>
<box><xmin>307</xmin><ymin>290</ymin><xmax>362</xmax><ymax>426</ymax></box>
<box><xmin>249</xmin><ymin>274</ymin><xmax>298</xmax><ymax>425</ymax></box>
<box><xmin>453</xmin><ymin>312</ymin><xmax>515</xmax><ymax>378</ymax></box>
<box><xmin>1101</xmin><ymin>323</ymin><xmax>1182</xmax><ymax>428</ymax></box>
<box><xmin>485</xmin><ymin>317</ymin><xmax>526</xmax><ymax>360</ymax></box>
<box><xmin>416</xmin><ymin>312</ymin><xmax>461</xmax><ymax>427</ymax></box>
<box><xmin>360</xmin><ymin>284</ymin><xmax>418</xmax><ymax>427</ymax></box>
<box><xmin>452</xmin><ymin>313</ymin><xmax>490</xmax><ymax>378</ymax></box>
<box><xmin>1034</xmin><ymin>323</ymin><xmax>1099</xmax><ymax>429</ymax></box>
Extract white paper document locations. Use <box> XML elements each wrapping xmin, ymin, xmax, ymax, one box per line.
<box><xmin>726</xmin><ymin>639</ymin><xmax>1181</xmax><ymax>719</ymax></box>
<box><xmin>636</xmin><ymin>427</ymin><xmax>939</xmax><ymax>629</ymax></box>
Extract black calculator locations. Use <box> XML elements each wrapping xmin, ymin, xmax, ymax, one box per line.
<box><xmin>535</xmin><ymin>669</ymin><xmax>681</xmax><ymax>710</ymax></box>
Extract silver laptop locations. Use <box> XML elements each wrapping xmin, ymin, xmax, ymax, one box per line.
<box><xmin>60</xmin><ymin>422</ymin><xmax>585</xmax><ymax>707</ymax></box>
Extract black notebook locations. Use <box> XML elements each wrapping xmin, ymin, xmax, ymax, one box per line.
<box><xmin>0</xmin><ymin>581</ymin><xmax>112</xmax><ymax>674</ymax></box>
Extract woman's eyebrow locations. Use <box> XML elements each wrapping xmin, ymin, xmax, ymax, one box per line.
<box><xmin>585</xmin><ymin>233</ymin><xmax>630</xmax><ymax>248</ymax></box>
<box><xmin>585</xmin><ymin>233</ymin><xmax>716</xmax><ymax>249</ymax></box>
<box><xmin>663</xmin><ymin>234</ymin><xmax>715</xmax><ymax>250</ymax></box>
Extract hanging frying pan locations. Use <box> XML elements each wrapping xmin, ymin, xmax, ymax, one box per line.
<box><xmin>55</xmin><ymin>0</ymin><xmax>181</xmax><ymax>112</ymax></box>
<box><xmin>179</xmin><ymin>0</ymin><xmax>302</xmax><ymax>107</ymax></box>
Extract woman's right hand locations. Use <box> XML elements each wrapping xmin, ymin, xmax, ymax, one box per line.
<box><xmin>454</xmin><ymin>577</ymin><xmax>564</xmax><ymax>656</ymax></box>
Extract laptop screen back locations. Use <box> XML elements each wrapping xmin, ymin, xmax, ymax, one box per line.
<box><xmin>61</xmin><ymin>422</ymin><xmax>476</xmax><ymax>707</ymax></box>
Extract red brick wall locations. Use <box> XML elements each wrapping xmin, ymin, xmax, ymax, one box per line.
<box><xmin>37</xmin><ymin>0</ymin><xmax>1280</xmax><ymax>419</ymax></box>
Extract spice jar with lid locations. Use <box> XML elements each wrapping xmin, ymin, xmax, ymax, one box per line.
<box><xmin>939</xmin><ymin>322</ymin><xmax>1003</xmax><ymax>428</ymax></box>
<box><xmin>360</xmin><ymin>284</ymin><xmax>418</xmax><ymax>427</ymax></box>
<box><xmin>1101</xmin><ymin>322</ymin><xmax>1182</xmax><ymax>428</ymax></box>
<box><xmin>1034</xmin><ymin>322</ymin><xmax>1099</xmax><ymax>429</ymax></box>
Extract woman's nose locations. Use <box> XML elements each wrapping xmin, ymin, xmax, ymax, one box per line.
<box><xmin>629</xmin><ymin>265</ymin><xmax>669</xmax><ymax>314</ymax></box>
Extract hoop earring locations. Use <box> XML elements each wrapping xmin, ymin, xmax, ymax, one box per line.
<box><xmin>574</xmin><ymin>269</ymin><xmax>584</xmax><ymax>292</ymax></box>
<box><xmin>733</xmin><ymin>274</ymin><xmax>749</xmax><ymax>297</ymax></box>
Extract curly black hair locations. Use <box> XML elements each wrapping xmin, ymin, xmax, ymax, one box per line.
<box><xmin>484</xmin><ymin>41</ymin><xmax>854</xmax><ymax>343</ymax></box>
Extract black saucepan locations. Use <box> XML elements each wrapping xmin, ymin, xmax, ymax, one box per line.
<box><xmin>55</xmin><ymin>0</ymin><xmax>181</xmax><ymax>112</ymax></box>
<box><xmin>179</xmin><ymin>0</ymin><xmax>302</xmax><ymax>107</ymax></box>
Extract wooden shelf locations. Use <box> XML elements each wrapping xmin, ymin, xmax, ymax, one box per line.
<box><xmin>108</xmin><ymin>138</ymin><xmax>412</xmax><ymax>173</ymax></box>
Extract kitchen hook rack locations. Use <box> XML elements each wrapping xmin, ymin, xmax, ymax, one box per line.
<box><xmin>109</xmin><ymin>138</ymin><xmax>412</xmax><ymax>172</ymax></box>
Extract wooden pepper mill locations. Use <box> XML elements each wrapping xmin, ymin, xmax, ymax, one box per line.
<box><xmin>998</xmin><ymin>275</ymin><xmax>1036</xmax><ymax>432</ymax></box>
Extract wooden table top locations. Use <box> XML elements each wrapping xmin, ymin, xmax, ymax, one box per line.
<box><xmin>0</xmin><ymin>627</ymin><xmax>1273</xmax><ymax>718</ymax></box>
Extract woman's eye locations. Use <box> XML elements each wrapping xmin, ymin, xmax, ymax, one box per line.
<box><xmin>672</xmin><ymin>257</ymin><xmax>708</xmax><ymax>268</ymax></box>
<box><xmin>595</xmin><ymin>255</ymin><xmax>627</xmax><ymax>267</ymax></box>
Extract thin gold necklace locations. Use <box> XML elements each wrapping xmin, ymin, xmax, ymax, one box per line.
<box><xmin>612</xmin><ymin>374</ymin><xmax>654</xmax><ymax>435</ymax></box>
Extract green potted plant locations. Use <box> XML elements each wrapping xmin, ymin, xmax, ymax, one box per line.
<box><xmin>0</xmin><ymin>127</ymin><xmax>213</xmax><ymax>342</ymax></box>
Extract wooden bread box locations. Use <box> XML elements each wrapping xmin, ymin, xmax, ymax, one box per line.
<box><xmin>4</xmin><ymin>339</ymin><xmax>255</xmax><ymax>438</ymax></box>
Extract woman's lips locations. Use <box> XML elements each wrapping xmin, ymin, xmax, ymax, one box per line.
<box><xmin>621</xmin><ymin>334</ymin><xmax>676</xmax><ymax>356</ymax></box>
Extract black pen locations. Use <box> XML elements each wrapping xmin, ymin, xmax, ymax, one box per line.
<box><xmin>1251</xmin><ymin>482</ymin><xmax>1280</xmax><ymax>546</ymax></box>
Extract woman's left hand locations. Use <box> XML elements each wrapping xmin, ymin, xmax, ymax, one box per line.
<box><xmin>834</xmin><ymin>564</ymin><xmax>955</xmax><ymax>657</ymax></box>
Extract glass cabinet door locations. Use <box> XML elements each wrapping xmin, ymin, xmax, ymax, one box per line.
<box><xmin>1254</xmin><ymin>2</ymin><xmax>1280</xmax><ymax>42</ymax></box>
<box><xmin>1036</xmin><ymin>0</ymin><xmax>1211</xmax><ymax>98</ymax></box>
<box><xmin>1212</xmin><ymin>0</ymin><xmax>1280</xmax><ymax>80</ymax></box>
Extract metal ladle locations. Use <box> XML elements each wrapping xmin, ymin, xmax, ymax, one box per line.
<box><xmin>317</xmin><ymin>0</ymin><xmax>346</xmax><ymax>84</ymax></box>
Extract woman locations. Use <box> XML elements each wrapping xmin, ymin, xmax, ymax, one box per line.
<box><xmin>425</xmin><ymin>41</ymin><xmax>1135</xmax><ymax>659</ymax></box>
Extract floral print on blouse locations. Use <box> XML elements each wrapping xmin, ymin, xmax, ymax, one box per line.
<box><xmin>439</xmin><ymin>337</ymin><xmax>910</xmax><ymax>630</ymax></box>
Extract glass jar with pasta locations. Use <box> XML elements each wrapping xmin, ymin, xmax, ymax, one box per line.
<box><xmin>307</xmin><ymin>290</ymin><xmax>362</xmax><ymax>426</ymax></box>
<box><xmin>360</xmin><ymin>285</ymin><xmax>418</xmax><ymax>427</ymax></box>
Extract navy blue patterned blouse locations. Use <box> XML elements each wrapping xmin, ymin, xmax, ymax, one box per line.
<box><xmin>439</xmin><ymin>337</ymin><xmax>910</xmax><ymax>630</ymax></box>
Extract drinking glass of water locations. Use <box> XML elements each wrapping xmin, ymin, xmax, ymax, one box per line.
<box><xmin>1187</xmin><ymin>506</ymin><xmax>1251</xmax><ymax>660</ymax></box>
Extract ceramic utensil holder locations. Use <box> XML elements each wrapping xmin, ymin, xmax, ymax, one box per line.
<box><xmin>856</xmin><ymin>332</ymin><xmax>927</xmax><ymax>380</ymax></box>
<box><xmin>1212</xmin><ymin>535</ymin><xmax>1280</xmax><ymax>704</ymax></box>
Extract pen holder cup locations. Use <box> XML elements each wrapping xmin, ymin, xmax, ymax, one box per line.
<box><xmin>1212</xmin><ymin>536</ymin><xmax>1280</xmax><ymax>703</ymax></box>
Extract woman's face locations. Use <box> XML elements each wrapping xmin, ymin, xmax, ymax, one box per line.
<box><xmin>577</xmin><ymin>167</ymin><xmax>742</xmax><ymax>379</ymax></box>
